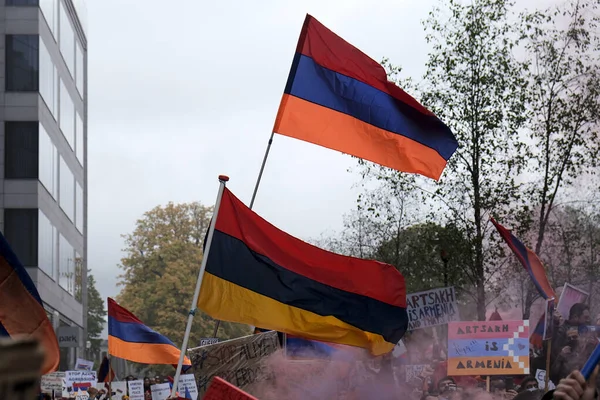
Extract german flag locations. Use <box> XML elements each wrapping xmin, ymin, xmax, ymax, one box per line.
<box><xmin>273</xmin><ymin>14</ymin><xmax>458</xmax><ymax>180</ymax></box>
<box><xmin>198</xmin><ymin>188</ymin><xmax>408</xmax><ymax>355</ymax></box>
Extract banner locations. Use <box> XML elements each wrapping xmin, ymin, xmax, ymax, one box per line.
<box><xmin>188</xmin><ymin>330</ymin><xmax>280</xmax><ymax>396</ymax></box>
<box><xmin>557</xmin><ymin>283</ymin><xmax>589</xmax><ymax>320</ymax></box>
<box><xmin>447</xmin><ymin>321</ymin><xmax>530</xmax><ymax>375</ymax></box>
<box><xmin>127</xmin><ymin>380</ymin><xmax>145</xmax><ymax>400</ymax></box>
<box><xmin>406</xmin><ymin>287</ymin><xmax>459</xmax><ymax>330</ymax></box>
<box><xmin>199</xmin><ymin>338</ymin><xmax>220</xmax><ymax>347</ymax></box>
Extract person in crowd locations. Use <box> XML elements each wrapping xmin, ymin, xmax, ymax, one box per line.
<box><xmin>554</xmin><ymin>304</ymin><xmax>592</xmax><ymax>356</ymax></box>
<box><xmin>551</xmin><ymin>327</ymin><xmax>597</xmax><ymax>383</ymax></box>
<box><xmin>518</xmin><ymin>376</ymin><xmax>540</xmax><ymax>392</ymax></box>
<box><xmin>543</xmin><ymin>367</ymin><xmax>599</xmax><ymax>400</ymax></box>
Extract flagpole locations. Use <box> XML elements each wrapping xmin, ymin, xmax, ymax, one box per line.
<box><xmin>211</xmin><ymin>133</ymin><xmax>274</xmax><ymax>338</ymax></box>
<box><xmin>249</xmin><ymin>132</ymin><xmax>274</xmax><ymax>209</ymax></box>
<box><xmin>171</xmin><ymin>175</ymin><xmax>229</xmax><ymax>398</ymax></box>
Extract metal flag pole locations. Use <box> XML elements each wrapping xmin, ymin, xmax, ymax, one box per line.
<box><xmin>211</xmin><ymin>132</ymin><xmax>275</xmax><ymax>338</ymax></box>
<box><xmin>250</xmin><ymin>132</ymin><xmax>275</xmax><ymax>209</ymax></box>
<box><xmin>170</xmin><ymin>175</ymin><xmax>229</xmax><ymax>398</ymax></box>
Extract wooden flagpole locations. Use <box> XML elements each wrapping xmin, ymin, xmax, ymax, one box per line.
<box><xmin>171</xmin><ymin>176</ymin><xmax>229</xmax><ymax>398</ymax></box>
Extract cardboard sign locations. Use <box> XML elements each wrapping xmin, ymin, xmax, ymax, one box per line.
<box><xmin>178</xmin><ymin>374</ymin><xmax>199</xmax><ymax>400</ymax></box>
<box><xmin>557</xmin><ymin>283</ymin><xmax>589</xmax><ymax>319</ymax></box>
<box><xmin>447</xmin><ymin>320</ymin><xmax>530</xmax><ymax>375</ymax></box>
<box><xmin>406</xmin><ymin>287</ymin><xmax>460</xmax><ymax>330</ymax></box>
<box><xmin>202</xmin><ymin>377</ymin><xmax>258</xmax><ymax>400</ymax></box>
<box><xmin>188</xmin><ymin>330</ymin><xmax>279</xmax><ymax>396</ymax></box>
<box><xmin>75</xmin><ymin>358</ymin><xmax>95</xmax><ymax>371</ymax></box>
<box><xmin>151</xmin><ymin>382</ymin><xmax>171</xmax><ymax>400</ymax></box>
<box><xmin>543</xmin><ymin>298</ymin><xmax>556</xmax><ymax>341</ymax></box>
<box><xmin>41</xmin><ymin>371</ymin><xmax>65</xmax><ymax>393</ymax></box>
<box><xmin>128</xmin><ymin>380</ymin><xmax>145</xmax><ymax>400</ymax></box>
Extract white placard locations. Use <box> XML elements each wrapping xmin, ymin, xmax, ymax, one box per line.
<box><xmin>128</xmin><ymin>380</ymin><xmax>145</xmax><ymax>400</ymax></box>
<box><xmin>41</xmin><ymin>372</ymin><xmax>65</xmax><ymax>393</ymax></box>
<box><xmin>178</xmin><ymin>374</ymin><xmax>198</xmax><ymax>400</ymax></box>
<box><xmin>64</xmin><ymin>371</ymin><xmax>97</xmax><ymax>398</ymax></box>
<box><xmin>406</xmin><ymin>286</ymin><xmax>460</xmax><ymax>330</ymax></box>
<box><xmin>151</xmin><ymin>382</ymin><xmax>171</xmax><ymax>400</ymax></box>
<box><xmin>535</xmin><ymin>370</ymin><xmax>556</xmax><ymax>391</ymax></box>
<box><xmin>75</xmin><ymin>358</ymin><xmax>95</xmax><ymax>371</ymax></box>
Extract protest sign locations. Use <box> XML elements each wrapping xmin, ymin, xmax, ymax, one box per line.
<box><xmin>188</xmin><ymin>330</ymin><xmax>280</xmax><ymax>396</ymax></box>
<box><xmin>41</xmin><ymin>371</ymin><xmax>65</xmax><ymax>393</ymax></box>
<box><xmin>200</xmin><ymin>337</ymin><xmax>220</xmax><ymax>347</ymax></box>
<box><xmin>128</xmin><ymin>380</ymin><xmax>145</xmax><ymax>400</ymax></box>
<box><xmin>405</xmin><ymin>365</ymin><xmax>429</xmax><ymax>382</ymax></box>
<box><xmin>0</xmin><ymin>338</ymin><xmax>44</xmax><ymax>400</ymax></box>
<box><xmin>75</xmin><ymin>358</ymin><xmax>95</xmax><ymax>371</ymax></box>
<box><xmin>151</xmin><ymin>382</ymin><xmax>171</xmax><ymax>400</ymax></box>
<box><xmin>98</xmin><ymin>381</ymin><xmax>127</xmax><ymax>399</ymax></box>
<box><xmin>543</xmin><ymin>298</ymin><xmax>555</xmax><ymax>341</ymax></box>
<box><xmin>64</xmin><ymin>371</ymin><xmax>97</xmax><ymax>397</ymax></box>
<box><xmin>557</xmin><ymin>283</ymin><xmax>589</xmax><ymax>320</ymax></box>
<box><xmin>178</xmin><ymin>374</ymin><xmax>198</xmax><ymax>400</ymax></box>
<box><xmin>447</xmin><ymin>320</ymin><xmax>530</xmax><ymax>375</ymax></box>
<box><xmin>203</xmin><ymin>377</ymin><xmax>258</xmax><ymax>400</ymax></box>
<box><xmin>535</xmin><ymin>370</ymin><xmax>555</xmax><ymax>390</ymax></box>
<box><xmin>406</xmin><ymin>287</ymin><xmax>460</xmax><ymax>330</ymax></box>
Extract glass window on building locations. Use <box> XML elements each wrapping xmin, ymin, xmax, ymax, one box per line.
<box><xmin>76</xmin><ymin>44</ymin><xmax>84</xmax><ymax>97</ymax></box>
<box><xmin>6</xmin><ymin>0</ymin><xmax>38</xmax><ymax>5</ymax></box>
<box><xmin>74</xmin><ymin>251</ymin><xmax>83</xmax><ymax>302</ymax></box>
<box><xmin>59</xmin><ymin>1</ymin><xmax>75</xmax><ymax>76</ymax></box>
<box><xmin>5</xmin><ymin>122</ymin><xmax>39</xmax><ymax>179</ymax></box>
<box><xmin>39</xmin><ymin>123</ymin><xmax>58</xmax><ymax>198</ymax></box>
<box><xmin>59</xmin><ymin>80</ymin><xmax>75</xmax><ymax>149</ymax></box>
<box><xmin>40</xmin><ymin>0</ymin><xmax>57</xmax><ymax>38</ymax></box>
<box><xmin>75</xmin><ymin>111</ymin><xmax>84</xmax><ymax>165</ymax></box>
<box><xmin>59</xmin><ymin>234</ymin><xmax>74</xmax><ymax>294</ymax></box>
<box><xmin>40</xmin><ymin>38</ymin><xmax>58</xmax><ymax>118</ymax></box>
<box><xmin>59</xmin><ymin>156</ymin><xmax>75</xmax><ymax>222</ymax></box>
<box><xmin>38</xmin><ymin>209</ymin><xmax>56</xmax><ymax>279</ymax></box>
<box><xmin>75</xmin><ymin>182</ymin><xmax>83</xmax><ymax>233</ymax></box>
<box><xmin>4</xmin><ymin>209</ymin><xmax>38</xmax><ymax>267</ymax></box>
<box><xmin>6</xmin><ymin>35</ymin><xmax>39</xmax><ymax>91</ymax></box>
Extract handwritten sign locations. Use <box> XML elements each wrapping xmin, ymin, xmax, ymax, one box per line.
<box><xmin>151</xmin><ymin>382</ymin><xmax>171</xmax><ymax>400</ymax></box>
<box><xmin>405</xmin><ymin>365</ymin><xmax>428</xmax><ymax>382</ymax></box>
<box><xmin>41</xmin><ymin>372</ymin><xmax>65</xmax><ymax>393</ymax></box>
<box><xmin>188</xmin><ymin>330</ymin><xmax>279</xmax><ymax>396</ymax></box>
<box><xmin>128</xmin><ymin>380</ymin><xmax>145</xmax><ymax>400</ymax></box>
<box><xmin>447</xmin><ymin>320</ymin><xmax>530</xmax><ymax>375</ymax></box>
<box><xmin>203</xmin><ymin>377</ymin><xmax>258</xmax><ymax>400</ymax></box>
<box><xmin>64</xmin><ymin>371</ymin><xmax>97</xmax><ymax>397</ymax></box>
<box><xmin>406</xmin><ymin>287</ymin><xmax>459</xmax><ymax>330</ymax></box>
<box><xmin>178</xmin><ymin>374</ymin><xmax>198</xmax><ymax>400</ymax></box>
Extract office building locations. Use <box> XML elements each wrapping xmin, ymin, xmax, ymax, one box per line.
<box><xmin>0</xmin><ymin>0</ymin><xmax>87</xmax><ymax>370</ymax></box>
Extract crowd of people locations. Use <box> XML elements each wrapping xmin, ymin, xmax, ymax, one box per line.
<box><xmin>389</xmin><ymin>303</ymin><xmax>600</xmax><ymax>400</ymax></box>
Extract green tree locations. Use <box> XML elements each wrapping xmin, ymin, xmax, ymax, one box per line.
<box><xmin>117</xmin><ymin>202</ymin><xmax>251</xmax><ymax>359</ymax></box>
<box><xmin>87</xmin><ymin>273</ymin><xmax>106</xmax><ymax>358</ymax></box>
<box><xmin>516</xmin><ymin>0</ymin><xmax>600</xmax><ymax>317</ymax></box>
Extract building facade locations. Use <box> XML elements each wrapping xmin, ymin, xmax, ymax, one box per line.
<box><xmin>0</xmin><ymin>0</ymin><xmax>87</xmax><ymax>370</ymax></box>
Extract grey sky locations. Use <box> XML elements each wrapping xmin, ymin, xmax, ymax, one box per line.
<box><xmin>87</xmin><ymin>0</ymin><xmax>437</xmax><ymax>300</ymax></box>
<box><xmin>87</xmin><ymin>0</ymin><xmax>556</xmax><ymax>302</ymax></box>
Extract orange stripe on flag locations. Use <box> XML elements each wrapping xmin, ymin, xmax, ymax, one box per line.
<box><xmin>274</xmin><ymin>95</ymin><xmax>448</xmax><ymax>179</ymax></box>
<box><xmin>108</xmin><ymin>335</ymin><xmax>191</xmax><ymax>366</ymax></box>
